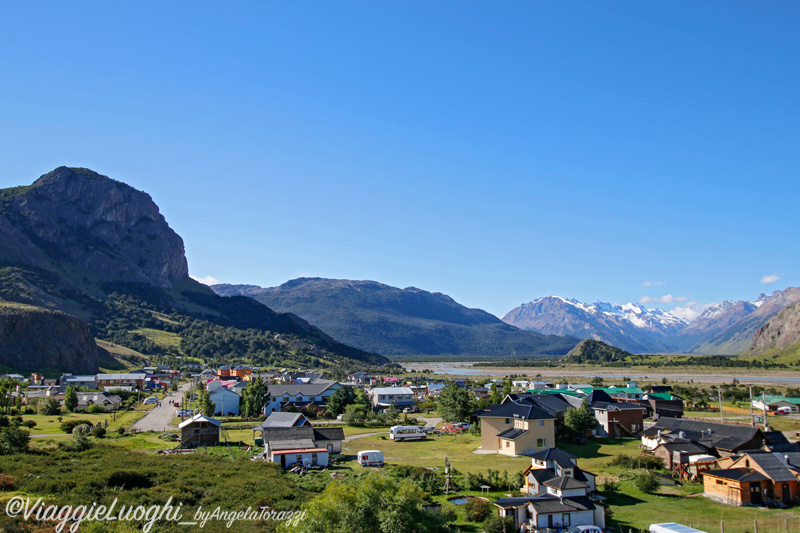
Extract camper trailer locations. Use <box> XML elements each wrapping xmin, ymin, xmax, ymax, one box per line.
<box><xmin>650</xmin><ymin>524</ymin><xmax>708</xmax><ymax>533</ymax></box>
<box><xmin>389</xmin><ymin>425</ymin><xmax>427</xmax><ymax>441</ymax></box>
<box><xmin>357</xmin><ymin>450</ymin><xmax>384</xmax><ymax>467</ymax></box>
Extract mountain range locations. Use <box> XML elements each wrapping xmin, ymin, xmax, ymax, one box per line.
<box><xmin>502</xmin><ymin>289</ymin><xmax>800</xmax><ymax>354</ymax></box>
<box><xmin>0</xmin><ymin>167</ymin><xmax>387</xmax><ymax>373</ymax></box>
<box><xmin>212</xmin><ymin>278</ymin><xmax>578</xmax><ymax>357</ymax></box>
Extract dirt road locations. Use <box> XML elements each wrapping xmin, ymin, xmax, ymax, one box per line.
<box><xmin>132</xmin><ymin>383</ymin><xmax>191</xmax><ymax>432</ymax></box>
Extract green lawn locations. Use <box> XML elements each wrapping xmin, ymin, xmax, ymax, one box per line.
<box><xmin>19</xmin><ymin>409</ymin><xmax>149</xmax><ymax>435</ymax></box>
<box><xmin>343</xmin><ymin>432</ymin><xmax>531</xmax><ymax>474</ymax></box>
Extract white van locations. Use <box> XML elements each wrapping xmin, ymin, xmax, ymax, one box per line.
<box><xmin>389</xmin><ymin>426</ymin><xmax>427</xmax><ymax>441</ymax></box>
<box><xmin>357</xmin><ymin>450</ymin><xmax>384</xmax><ymax>466</ymax></box>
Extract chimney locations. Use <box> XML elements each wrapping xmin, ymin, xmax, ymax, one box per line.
<box><xmin>784</xmin><ymin>455</ymin><xmax>790</xmax><ymax>465</ymax></box>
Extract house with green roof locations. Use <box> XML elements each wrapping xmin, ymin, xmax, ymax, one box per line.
<box><xmin>752</xmin><ymin>395</ymin><xmax>800</xmax><ymax>413</ymax></box>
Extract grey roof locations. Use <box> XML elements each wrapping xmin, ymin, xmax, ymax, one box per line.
<box><xmin>257</xmin><ymin>426</ymin><xmax>344</xmax><ymax>445</ymax></box>
<box><xmin>743</xmin><ymin>452</ymin><xmax>798</xmax><ymax>483</ymax></box>
<box><xmin>585</xmin><ymin>390</ymin><xmax>614</xmax><ymax>405</ymax></box>
<box><xmin>494</xmin><ymin>495</ymin><xmax>595</xmax><ymax>513</ymax></box>
<box><xmin>257</xmin><ymin>412</ymin><xmax>308</xmax><ymax>428</ymax></box>
<box><xmin>529</xmin><ymin>495</ymin><xmax>595</xmax><ymax>513</ymax></box>
<box><xmin>530</xmin><ymin>448</ymin><xmax>578</xmax><ymax>468</ymax></box>
<box><xmin>496</xmin><ymin>428</ymin><xmax>528</xmax><ymax>440</ymax></box>
<box><xmin>657</xmin><ymin>440</ymin><xmax>709</xmax><ymax>455</ymax></box>
<box><xmin>703</xmin><ymin>468</ymin><xmax>770</xmax><ymax>482</ymax></box>
<box><xmin>517</xmin><ymin>395</ymin><xmax>572</xmax><ymax>416</ymax></box>
<box><xmin>371</xmin><ymin>387</ymin><xmax>413</xmax><ymax>395</ymax></box>
<box><xmin>76</xmin><ymin>392</ymin><xmax>121</xmax><ymax>405</ymax></box>
<box><xmin>314</xmin><ymin>427</ymin><xmax>345</xmax><ymax>441</ymax></box>
<box><xmin>479</xmin><ymin>401</ymin><xmax>555</xmax><ymax>421</ymax></box>
<box><xmin>528</xmin><ymin>469</ymin><xmax>556</xmax><ymax>484</ymax></box>
<box><xmin>543</xmin><ymin>476</ymin><xmax>588</xmax><ymax>490</ymax></box>
<box><xmin>644</xmin><ymin>418</ymin><xmax>764</xmax><ymax>452</ymax></box>
<box><xmin>268</xmin><ymin>380</ymin><xmax>339</xmax><ymax>397</ymax></box>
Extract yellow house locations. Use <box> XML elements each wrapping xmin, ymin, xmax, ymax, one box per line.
<box><xmin>479</xmin><ymin>402</ymin><xmax>556</xmax><ymax>456</ymax></box>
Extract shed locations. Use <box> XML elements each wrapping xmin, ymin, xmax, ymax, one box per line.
<box><xmin>178</xmin><ymin>414</ymin><xmax>220</xmax><ymax>448</ymax></box>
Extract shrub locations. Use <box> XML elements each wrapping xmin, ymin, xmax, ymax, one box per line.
<box><xmin>159</xmin><ymin>432</ymin><xmax>179</xmax><ymax>441</ymax></box>
<box><xmin>60</xmin><ymin>420</ymin><xmax>93</xmax><ymax>434</ymax></box>
<box><xmin>0</xmin><ymin>426</ymin><xmax>30</xmax><ymax>455</ymax></box>
<box><xmin>116</xmin><ymin>427</ymin><xmax>126</xmax><ymax>436</ymax></box>
<box><xmin>635</xmin><ymin>472</ymin><xmax>661</xmax><ymax>494</ymax></box>
<box><xmin>601</xmin><ymin>479</ymin><xmax>620</xmax><ymax>493</ymax></box>
<box><xmin>40</xmin><ymin>397</ymin><xmax>62</xmax><ymax>416</ymax></box>
<box><xmin>609</xmin><ymin>453</ymin><xmax>664</xmax><ymax>470</ymax></box>
<box><xmin>483</xmin><ymin>514</ymin><xmax>516</xmax><ymax>533</ymax></box>
<box><xmin>87</xmin><ymin>404</ymin><xmax>108</xmax><ymax>414</ymax></box>
<box><xmin>464</xmin><ymin>498</ymin><xmax>491</xmax><ymax>522</ymax></box>
<box><xmin>0</xmin><ymin>474</ymin><xmax>16</xmax><ymax>490</ymax></box>
<box><xmin>91</xmin><ymin>426</ymin><xmax>106</xmax><ymax>438</ymax></box>
<box><xmin>0</xmin><ymin>416</ymin><xmax>7</xmax><ymax>428</ymax></box>
<box><xmin>106</xmin><ymin>471</ymin><xmax>153</xmax><ymax>489</ymax></box>
<box><xmin>21</xmin><ymin>420</ymin><xmax>36</xmax><ymax>428</ymax></box>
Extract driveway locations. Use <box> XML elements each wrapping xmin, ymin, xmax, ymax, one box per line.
<box><xmin>132</xmin><ymin>383</ymin><xmax>191</xmax><ymax>432</ymax></box>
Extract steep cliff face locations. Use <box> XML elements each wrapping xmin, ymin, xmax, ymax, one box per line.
<box><xmin>751</xmin><ymin>302</ymin><xmax>800</xmax><ymax>353</ymax></box>
<box><xmin>0</xmin><ymin>167</ymin><xmax>187</xmax><ymax>288</ymax></box>
<box><xmin>0</xmin><ymin>301</ymin><xmax>104</xmax><ymax>373</ymax></box>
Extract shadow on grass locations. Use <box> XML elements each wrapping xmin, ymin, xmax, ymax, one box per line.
<box><xmin>603</xmin><ymin>492</ymin><xmax>646</xmax><ymax>506</ymax></box>
<box><xmin>558</xmin><ymin>441</ymin><xmax>608</xmax><ymax>459</ymax></box>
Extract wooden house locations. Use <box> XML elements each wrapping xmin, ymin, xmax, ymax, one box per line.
<box><xmin>179</xmin><ymin>414</ymin><xmax>220</xmax><ymax>448</ymax></box>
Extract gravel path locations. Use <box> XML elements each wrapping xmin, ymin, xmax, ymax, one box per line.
<box><xmin>343</xmin><ymin>431</ymin><xmax>387</xmax><ymax>442</ymax></box>
<box><xmin>132</xmin><ymin>383</ymin><xmax>191</xmax><ymax>432</ymax></box>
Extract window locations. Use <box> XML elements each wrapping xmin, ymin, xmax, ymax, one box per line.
<box><xmin>538</xmin><ymin>419</ymin><xmax>544</xmax><ymax>427</ymax></box>
<box><xmin>505</xmin><ymin>441</ymin><xmax>510</xmax><ymax>448</ymax></box>
<box><xmin>537</xmin><ymin>438</ymin><xmax>546</xmax><ymax>448</ymax></box>
<box><xmin>562</xmin><ymin>514</ymin><xmax>570</xmax><ymax>527</ymax></box>
<box><xmin>505</xmin><ymin>418</ymin><xmax>510</xmax><ymax>424</ymax></box>
<box><xmin>716</xmin><ymin>480</ymin><xmax>724</xmax><ymax>485</ymax></box>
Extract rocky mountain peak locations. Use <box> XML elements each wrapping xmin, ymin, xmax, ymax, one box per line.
<box><xmin>1</xmin><ymin>167</ymin><xmax>188</xmax><ymax>288</ymax></box>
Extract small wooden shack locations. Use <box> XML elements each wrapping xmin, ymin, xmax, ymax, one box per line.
<box><xmin>179</xmin><ymin>413</ymin><xmax>221</xmax><ymax>448</ymax></box>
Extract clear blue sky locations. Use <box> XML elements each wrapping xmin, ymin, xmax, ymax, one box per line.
<box><xmin>1</xmin><ymin>2</ymin><xmax>798</xmax><ymax>319</ymax></box>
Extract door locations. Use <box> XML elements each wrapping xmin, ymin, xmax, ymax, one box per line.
<box><xmin>782</xmin><ymin>483</ymin><xmax>791</xmax><ymax>505</ymax></box>
<box><xmin>750</xmin><ymin>483</ymin><xmax>762</xmax><ymax>505</ymax></box>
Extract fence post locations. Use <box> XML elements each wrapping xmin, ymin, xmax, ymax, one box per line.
<box><xmin>754</xmin><ymin>519</ymin><xmax>758</xmax><ymax>533</ymax></box>
<box><xmin>720</xmin><ymin>521</ymin><xmax>724</xmax><ymax>533</ymax></box>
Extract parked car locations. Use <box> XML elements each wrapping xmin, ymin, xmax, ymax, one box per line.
<box><xmin>775</xmin><ymin>406</ymin><xmax>793</xmax><ymax>415</ymax></box>
<box><xmin>565</xmin><ymin>526</ymin><xmax>604</xmax><ymax>533</ymax></box>
<box><xmin>176</xmin><ymin>409</ymin><xmax>194</xmax><ymax>417</ymax></box>
<box><xmin>143</xmin><ymin>397</ymin><xmax>158</xmax><ymax>405</ymax></box>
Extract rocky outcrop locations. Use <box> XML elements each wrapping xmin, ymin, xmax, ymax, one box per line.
<box><xmin>0</xmin><ymin>301</ymin><xmax>103</xmax><ymax>373</ymax></box>
<box><xmin>563</xmin><ymin>339</ymin><xmax>632</xmax><ymax>363</ymax></box>
<box><xmin>0</xmin><ymin>167</ymin><xmax>188</xmax><ymax>288</ymax></box>
<box><xmin>751</xmin><ymin>302</ymin><xmax>800</xmax><ymax>353</ymax></box>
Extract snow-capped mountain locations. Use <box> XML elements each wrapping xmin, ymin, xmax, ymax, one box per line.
<box><xmin>503</xmin><ymin>289</ymin><xmax>800</xmax><ymax>354</ymax></box>
<box><xmin>501</xmin><ymin>296</ymin><xmax>686</xmax><ymax>353</ymax></box>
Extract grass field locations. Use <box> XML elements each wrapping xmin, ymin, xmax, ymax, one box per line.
<box><xmin>20</xmin><ymin>407</ymin><xmax>153</xmax><ymax>435</ymax></box>
<box><xmin>131</xmin><ymin>327</ymin><xmax>183</xmax><ymax>352</ymax></box>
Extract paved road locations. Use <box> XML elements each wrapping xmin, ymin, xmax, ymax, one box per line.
<box><xmin>133</xmin><ymin>383</ymin><xmax>191</xmax><ymax>432</ymax></box>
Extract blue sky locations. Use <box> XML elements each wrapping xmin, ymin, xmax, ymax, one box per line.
<box><xmin>1</xmin><ymin>2</ymin><xmax>798</xmax><ymax>319</ymax></box>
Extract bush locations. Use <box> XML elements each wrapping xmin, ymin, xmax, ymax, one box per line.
<box><xmin>60</xmin><ymin>419</ymin><xmax>93</xmax><ymax>434</ymax></box>
<box><xmin>483</xmin><ymin>514</ymin><xmax>516</xmax><ymax>533</ymax></box>
<box><xmin>159</xmin><ymin>432</ymin><xmax>179</xmax><ymax>441</ymax></box>
<box><xmin>464</xmin><ymin>498</ymin><xmax>491</xmax><ymax>522</ymax></box>
<box><xmin>91</xmin><ymin>426</ymin><xmax>106</xmax><ymax>438</ymax></box>
<box><xmin>0</xmin><ymin>416</ymin><xmax>7</xmax><ymax>428</ymax></box>
<box><xmin>39</xmin><ymin>398</ymin><xmax>62</xmax><ymax>416</ymax></box>
<box><xmin>0</xmin><ymin>474</ymin><xmax>16</xmax><ymax>490</ymax></box>
<box><xmin>601</xmin><ymin>479</ymin><xmax>620</xmax><ymax>492</ymax></box>
<box><xmin>87</xmin><ymin>404</ymin><xmax>108</xmax><ymax>414</ymax></box>
<box><xmin>116</xmin><ymin>427</ymin><xmax>126</xmax><ymax>436</ymax></box>
<box><xmin>635</xmin><ymin>472</ymin><xmax>661</xmax><ymax>494</ymax></box>
<box><xmin>21</xmin><ymin>420</ymin><xmax>36</xmax><ymax>428</ymax></box>
<box><xmin>609</xmin><ymin>453</ymin><xmax>664</xmax><ymax>470</ymax></box>
<box><xmin>0</xmin><ymin>426</ymin><xmax>30</xmax><ymax>455</ymax></box>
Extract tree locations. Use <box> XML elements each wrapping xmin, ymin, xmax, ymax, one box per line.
<box><xmin>198</xmin><ymin>388</ymin><xmax>215</xmax><ymax>417</ymax></box>
<box><xmin>483</xmin><ymin>514</ymin><xmax>515</xmax><ymax>533</ymax></box>
<box><xmin>438</xmin><ymin>383</ymin><xmax>474</xmax><ymax>423</ymax></box>
<box><xmin>289</xmin><ymin>472</ymin><xmax>456</xmax><ymax>533</ymax></box>
<box><xmin>64</xmin><ymin>385</ymin><xmax>79</xmax><ymax>413</ymax></box>
<box><xmin>240</xmin><ymin>379</ymin><xmax>269</xmax><ymax>417</ymax></box>
<box><xmin>39</xmin><ymin>397</ymin><xmax>62</xmax><ymax>416</ymax></box>
<box><xmin>562</xmin><ymin>401</ymin><xmax>596</xmax><ymax>439</ymax></box>
<box><xmin>635</xmin><ymin>472</ymin><xmax>661</xmax><ymax>494</ymax></box>
<box><xmin>327</xmin><ymin>386</ymin><xmax>355</xmax><ymax>416</ymax></box>
<box><xmin>488</xmin><ymin>383</ymin><xmax>503</xmax><ymax>405</ymax></box>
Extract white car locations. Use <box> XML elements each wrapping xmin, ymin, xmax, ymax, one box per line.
<box><xmin>176</xmin><ymin>409</ymin><xmax>194</xmax><ymax>417</ymax></box>
<box><xmin>565</xmin><ymin>526</ymin><xmax>603</xmax><ymax>533</ymax></box>
<box><xmin>143</xmin><ymin>397</ymin><xmax>158</xmax><ymax>405</ymax></box>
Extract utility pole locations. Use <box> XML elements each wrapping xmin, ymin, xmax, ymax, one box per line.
<box><xmin>749</xmin><ymin>385</ymin><xmax>755</xmax><ymax>428</ymax></box>
<box><xmin>762</xmin><ymin>391</ymin><xmax>769</xmax><ymax>431</ymax></box>
<box><xmin>719</xmin><ymin>389</ymin><xmax>724</xmax><ymax>424</ymax></box>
